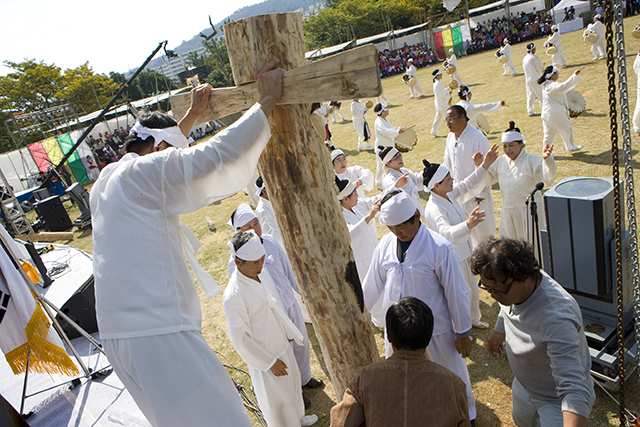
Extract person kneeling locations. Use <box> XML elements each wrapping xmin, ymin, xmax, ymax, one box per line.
<box><xmin>330</xmin><ymin>297</ymin><xmax>471</xmax><ymax>427</ymax></box>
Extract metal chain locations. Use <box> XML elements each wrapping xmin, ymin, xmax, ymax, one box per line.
<box><xmin>604</xmin><ymin>0</ymin><xmax>625</xmax><ymax>423</ymax></box>
<box><xmin>614</xmin><ymin>0</ymin><xmax>640</xmax><ymax>389</ymax></box>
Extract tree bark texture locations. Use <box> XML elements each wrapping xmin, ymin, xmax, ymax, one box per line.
<box><xmin>224</xmin><ymin>12</ymin><xmax>380</xmax><ymax>399</ymax></box>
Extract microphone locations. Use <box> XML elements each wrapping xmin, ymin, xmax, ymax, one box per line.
<box><xmin>529</xmin><ymin>182</ymin><xmax>544</xmax><ymax>198</ymax></box>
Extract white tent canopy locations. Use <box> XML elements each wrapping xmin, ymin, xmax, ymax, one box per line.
<box><xmin>552</xmin><ymin>0</ymin><xmax>591</xmax><ymax>19</ymax></box>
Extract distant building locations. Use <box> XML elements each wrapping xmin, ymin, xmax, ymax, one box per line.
<box><xmin>150</xmin><ymin>45</ymin><xmax>207</xmax><ymax>83</ymax></box>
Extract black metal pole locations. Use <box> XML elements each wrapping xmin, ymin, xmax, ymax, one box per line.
<box><xmin>37</xmin><ymin>41</ymin><xmax>168</xmax><ymax>190</ymax></box>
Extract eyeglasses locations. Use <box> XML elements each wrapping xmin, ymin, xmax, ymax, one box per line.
<box><xmin>478</xmin><ymin>278</ymin><xmax>515</xmax><ymax>295</ymax></box>
<box><xmin>445</xmin><ymin>115</ymin><xmax>460</xmax><ymax>123</ymax></box>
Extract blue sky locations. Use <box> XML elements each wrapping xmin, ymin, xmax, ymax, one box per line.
<box><xmin>0</xmin><ymin>0</ymin><xmax>261</xmax><ymax>76</ymax></box>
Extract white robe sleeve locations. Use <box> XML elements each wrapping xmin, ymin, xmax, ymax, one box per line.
<box><xmin>472</xmin><ymin>101</ymin><xmax>502</xmax><ymax>115</ymax></box>
<box><xmin>224</xmin><ymin>300</ymin><xmax>278</xmax><ymax>372</ymax></box>
<box><xmin>450</xmin><ymin>167</ymin><xmax>489</xmax><ymax>205</ymax></box>
<box><xmin>434</xmin><ymin>239</ymin><xmax>472</xmax><ymax>335</ymax></box>
<box><xmin>426</xmin><ymin>202</ymin><xmax>472</xmax><ymax>248</ymax></box>
<box><xmin>533</xmin><ymin>155</ymin><xmax>558</xmax><ymax>187</ymax></box>
<box><xmin>272</xmin><ymin>238</ymin><xmax>301</xmax><ymax>294</ymax></box>
<box><xmin>362</xmin><ymin>242</ymin><xmax>388</xmax><ymax>311</ymax></box>
<box><xmin>547</xmin><ymin>74</ymin><xmax>580</xmax><ymax>95</ymax></box>
<box><xmin>408</xmin><ymin>169</ymin><xmax>424</xmax><ymax>189</ymax></box>
<box><xmin>351</xmin><ymin>166</ymin><xmax>374</xmax><ymax>192</ymax></box>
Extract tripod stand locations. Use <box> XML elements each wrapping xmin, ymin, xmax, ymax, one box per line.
<box><xmin>0</xmin><ymin>230</ymin><xmax>110</xmax><ymax>416</ymax></box>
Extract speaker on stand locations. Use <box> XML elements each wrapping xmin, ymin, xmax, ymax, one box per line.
<box><xmin>34</xmin><ymin>196</ymin><xmax>71</xmax><ymax>232</ymax></box>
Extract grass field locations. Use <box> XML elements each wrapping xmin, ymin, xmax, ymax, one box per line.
<box><xmin>63</xmin><ymin>15</ymin><xmax>640</xmax><ymax>426</ymax></box>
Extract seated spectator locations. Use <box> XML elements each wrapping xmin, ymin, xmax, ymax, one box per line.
<box><xmin>330</xmin><ymin>297</ymin><xmax>470</xmax><ymax>427</ymax></box>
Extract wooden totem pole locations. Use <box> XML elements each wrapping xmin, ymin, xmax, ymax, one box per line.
<box><xmin>224</xmin><ymin>13</ymin><xmax>380</xmax><ymax>398</ymax></box>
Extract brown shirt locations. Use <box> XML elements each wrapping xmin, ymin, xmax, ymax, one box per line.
<box><xmin>330</xmin><ymin>350</ymin><xmax>470</xmax><ymax>427</ymax></box>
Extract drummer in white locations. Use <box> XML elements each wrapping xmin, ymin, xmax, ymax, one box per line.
<box><xmin>405</xmin><ymin>59</ymin><xmax>424</xmax><ymax>99</ymax></box>
<box><xmin>448</xmin><ymin>48</ymin><xmax>463</xmax><ymax>85</ymax></box>
<box><xmin>587</xmin><ymin>14</ymin><xmax>606</xmax><ymax>60</ymax></box>
<box><xmin>538</xmin><ymin>65</ymin><xmax>584</xmax><ymax>153</ymax></box>
<box><xmin>546</xmin><ymin>25</ymin><xmax>567</xmax><ymax>68</ymax></box>
<box><xmin>456</xmin><ymin>85</ymin><xmax>506</xmax><ymax>131</ymax></box>
<box><xmin>431</xmin><ymin>69</ymin><xmax>451</xmax><ymax>137</ymax></box>
<box><xmin>523</xmin><ymin>43</ymin><xmax>544</xmax><ymax>116</ymax></box>
<box><xmin>499</xmin><ymin>39</ymin><xmax>517</xmax><ymax>76</ymax></box>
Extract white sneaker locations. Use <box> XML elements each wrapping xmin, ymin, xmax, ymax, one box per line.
<box><xmin>569</xmin><ymin>144</ymin><xmax>584</xmax><ymax>153</ymax></box>
<box><xmin>473</xmin><ymin>321</ymin><xmax>490</xmax><ymax>329</ymax></box>
<box><xmin>301</xmin><ymin>414</ymin><xmax>318</xmax><ymax>426</ymax></box>
<box><xmin>358</xmin><ymin>142</ymin><xmax>374</xmax><ymax>151</ymax></box>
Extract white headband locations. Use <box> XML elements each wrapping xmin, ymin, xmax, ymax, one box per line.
<box><xmin>383</xmin><ymin>147</ymin><xmax>400</xmax><ymax>164</ymax></box>
<box><xmin>228</xmin><ymin>231</ymin><xmax>265</xmax><ymax>261</ymax></box>
<box><xmin>255</xmin><ymin>183</ymin><xmax>266</xmax><ymax>197</ymax></box>
<box><xmin>545</xmin><ymin>66</ymin><xmax>558</xmax><ymax>79</ymax></box>
<box><xmin>331</xmin><ymin>149</ymin><xmax>345</xmax><ymax>162</ymax></box>
<box><xmin>337</xmin><ymin>181</ymin><xmax>356</xmax><ymax>201</ymax></box>
<box><xmin>379</xmin><ymin>191</ymin><xmax>418</xmax><ymax>226</ymax></box>
<box><xmin>426</xmin><ymin>165</ymin><xmax>450</xmax><ymax>191</ymax></box>
<box><xmin>502</xmin><ymin>131</ymin><xmax>527</xmax><ymax>144</ymax></box>
<box><xmin>434</xmin><ymin>70</ymin><xmax>442</xmax><ymax>77</ymax></box>
<box><xmin>130</xmin><ymin>123</ymin><xmax>189</xmax><ymax>149</ymax></box>
<box><xmin>227</xmin><ymin>202</ymin><xmax>257</xmax><ymax>230</ymax></box>
<box><xmin>377</xmin><ymin>104</ymin><xmax>388</xmax><ymax>116</ymax></box>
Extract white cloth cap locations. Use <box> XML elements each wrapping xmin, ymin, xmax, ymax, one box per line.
<box><xmin>227</xmin><ymin>202</ymin><xmax>257</xmax><ymax>229</ymax></box>
<box><xmin>228</xmin><ymin>231</ymin><xmax>265</xmax><ymax>261</ymax></box>
<box><xmin>502</xmin><ymin>131</ymin><xmax>527</xmax><ymax>144</ymax></box>
<box><xmin>426</xmin><ymin>165</ymin><xmax>450</xmax><ymax>191</ymax></box>
<box><xmin>331</xmin><ymin>149</ymin><xmax>345</xmax><ymax>162</ymax></box>
<box><xmin>337</xmin><ymin>180</ymin><xmax>356</xmax><ymax>201</ymax></box>
<box><xmin>130</xmin><ymin>123</ymin><xmax>189</xmax><ymax>149</ymax></box>
<box><xmin>551</xmin><ymin>24</ymin><xmax>558</xmax><ymax>31</ymax></box>
<box><xmin>379</xmin><ymin>191</ymin><xmax>418</xmax><ymax>226</ymax></box>
<box><xmin>382</xmin><ymin>147</ymin><xmax>400</xmax><ymax>164</ymax></box>
<box><xmin>545</xmin><ymin>66</ymin><xmax>558</xmax><ymax>79</ymax></box>
<box><xmin>449</xmin><ymin>48</ymin><xmax>454</xmax><ymax>53</ymax></box>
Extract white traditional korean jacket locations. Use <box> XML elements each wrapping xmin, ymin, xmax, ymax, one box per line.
<box><xmin>91</xmin><ymin>104</ymin><xmax>270</xmax><ymax>339</ymax></box>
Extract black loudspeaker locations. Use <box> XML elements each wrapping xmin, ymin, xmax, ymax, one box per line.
<box><xmin>55</xmin><ymin>277</ymin><xmax>98</xmax><ymax>339</ymax></box>
<box><xmin>34</xmin><ymin>196</ymin><xmax>72</xmax><ymax>232</ymax></box>
<box><xmin>0</xmin><ymin>393</ymin><xmax>31</xmax><ymax>426</ymax></box>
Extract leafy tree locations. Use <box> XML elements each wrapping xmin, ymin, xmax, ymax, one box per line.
<box><xmin>59</xmin><ymin>62</ymin><xmax>120</xmax><ymax>114</ymax></box>
<box><xmin>0</xmin><ymin>60</ymin><xmax>63</xmax><ymax>112</ymax></box>
<box><xmin>0</xmin><ymin>111</ymin><xmax>16</xmax><ymax>154</ymax></box>
<box><xmin>201</xmin><ymin>38</ymin><xmax>235</xmax><ymax>88</ymax></box>
<box><xmin>109</xmin><ymin>71</ymin><xmax>143</xmax><ymax>101</ymax></box>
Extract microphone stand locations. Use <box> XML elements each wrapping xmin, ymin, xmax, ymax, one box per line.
<box><xmin>528</xmin><ymin>194</ymin><xmax>542</xmax><ymax>262</ymax></box>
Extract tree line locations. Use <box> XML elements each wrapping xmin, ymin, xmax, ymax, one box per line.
<box><xmin>0</xmin><ymin>60</ymin><xmax>179</xmax><ymax>151</ymax></box>
<box><xmin>304</xmin><ymin>0</ymin><xmax>493</xmax><ymax>50</ymax></box>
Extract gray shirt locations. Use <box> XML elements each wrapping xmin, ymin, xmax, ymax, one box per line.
<box><xmin>495</xmin><ymin>271</ymin><xmax>593</xmax><ymax>418</ymax></box>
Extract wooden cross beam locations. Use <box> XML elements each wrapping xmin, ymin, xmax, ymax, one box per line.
<box><xmin>170</xmin><ymin>44</ymin><xmax>382</xmax><ymax>127</ymax></box>
<box><xmin>178</xmin><ymin>12</ymin><xmax>381</xmax><ymax>399</ymax></box>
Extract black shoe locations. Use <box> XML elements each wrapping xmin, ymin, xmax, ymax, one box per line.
<box><xmin>303</xmin><ymin>394</ymin><xmax>311</xmax><ymax>410</ymax></box>
<box><xmin>470</xmin><ymin>419</ymin><xmax>476</xmax><ymax>427</ymax></box>
<box><xmin>303</xmin><ymin>378</ymin><xmax>324</xmax><ymax>389</ymax></box>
